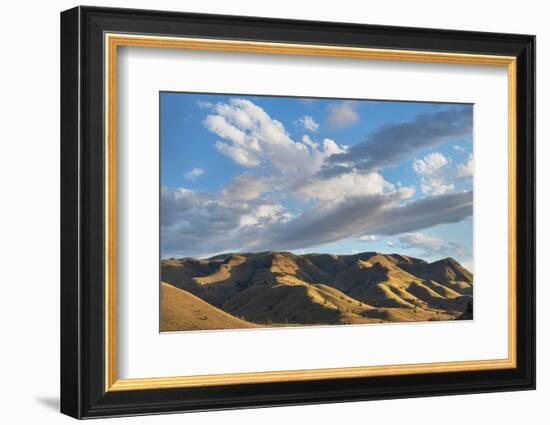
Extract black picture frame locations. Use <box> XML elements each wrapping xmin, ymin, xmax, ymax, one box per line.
<box><xmin>61</xmin><ymin>5</ymin><xmax>535</xmax><ymax>419</ymax></box>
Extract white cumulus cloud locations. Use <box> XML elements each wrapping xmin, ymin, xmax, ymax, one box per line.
<box><xmin>301</xmin><ymin>134</ymin><xmax>319</xmax><ymax>149</ymax></box>
<box><xmin>456</xmin><ymin>153</ymin><xmax>474</xmax><ymax>179</ymax></box>
<box><xmin>239</xmin><ymin>204</ymin><xmax>292</xmax><ymax>227</ymax></box>
<box><xmin>295</xmin><ymin>170</ymin><xmax>409</xmax><ymax>202</ymax></box>
<box><xmin>203</xmin><ymin>98</ymin><xmax>347</xmax><ymax>177</ymax></box>
<box><xmin>413</xmin><ymin>152</ymin><xmax>449</xmax><ymax>175</ymax></box>
<box><xmin>413</xmin><ymin>152</ymin><xmax>455</xmax><ymax>195</ymax></box>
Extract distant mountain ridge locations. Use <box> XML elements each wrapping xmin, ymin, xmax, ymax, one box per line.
<box><xmin>160</xmin><ymin>251</ymin><xmax>473</xmax><ymax>331</ymax></box>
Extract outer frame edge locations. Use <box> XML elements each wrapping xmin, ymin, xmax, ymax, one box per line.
<box><xmin>60</xmin><ymin>5</ymin><xmax>84</xmax><ymax>420</ymax></box>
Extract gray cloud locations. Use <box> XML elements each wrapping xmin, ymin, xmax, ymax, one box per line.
<box><xmin>161</xmin><ymin>185</ymin><xmax>472</xmax><ymax>258</ymax></box>
<box><xmin>326</xmin><ymin>101</ymin><xmax>359</xmax><ymax>129</ymax></box>
<box><xmin>326</xmin><ymin>106</ymin><xmax>472</xmax><ymax>174</ymax></box>
<box><xmin>161</xmin><ymin>184</ymin><xmax>292</xmax><ymax>257</ymax></box>
<box><xmin>371</xmin><ymin>190</ymin><xmax>473</xmax><ymax>235</ymax></box>
<box><xmin>161</xmin><ymin>187</ymin><xmax>244</xmax><ymax>256</ymax></box>
<box><xmin>245</xmin><ymin>191</ymin><xmax>473</xmax><ymax>253</ymax></box>
<box><xmin>221</xmin><ymin>174</ymin><xmax>268</xmax><ymax>202</ymax></box>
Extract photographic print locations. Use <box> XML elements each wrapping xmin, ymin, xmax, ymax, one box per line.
<box><xmin>160</xmin><ymin>93</ymin><xmax>474</xmax><ymax>332</ymax></box>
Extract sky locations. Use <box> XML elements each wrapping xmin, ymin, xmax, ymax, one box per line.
<box><xmin>160</xmin><ymin>92</ymin><xmax>474</xmax><ymax>270</ymax></box>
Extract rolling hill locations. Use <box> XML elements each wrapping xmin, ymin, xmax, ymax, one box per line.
<box><xmin>160</xmin><ymin>251</ymin><xmax>473</xmax><ymax>331</ymax></box>
<box><xmin>160</xmin><ymin>282</ymin><xmax>259</xmax><ymax>331</ymax></box>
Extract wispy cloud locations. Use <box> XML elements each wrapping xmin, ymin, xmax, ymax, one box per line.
<box><xmin>295</xmin><ymin>115</ymin><xmax>319</xmax><ymax>132</ymax></box>
<box><xmin>397</xmin><ymin>231</ymin><xmax>469</xmax><ymax>261</ymax></box>
<box><xmin>184</xmin><ymin>167</ymin><xmax>204</xmax><ymax>180</ymax></box>
<box><xmin>197</xmin><ymin>100</ymin><xmax>214</xmax><ymax>109</ymax></box>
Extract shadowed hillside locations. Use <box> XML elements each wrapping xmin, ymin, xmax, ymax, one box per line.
<box><xmin>160</xmin><ymin>251</ymin><xmax>473</xmax><ymax>332</ymax></box>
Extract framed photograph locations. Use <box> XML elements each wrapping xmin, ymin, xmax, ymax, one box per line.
<box><xmin>60</xmin><ymin>6</ymin><xmax>535</xmax><ymax>419</ymax></box>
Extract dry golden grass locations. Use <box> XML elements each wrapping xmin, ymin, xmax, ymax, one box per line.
<box><xmin>160</xmin><ymin>282</ymin><xmax>259</xmax><ymax>331</ymax></box>
<box><xmin>160</xmin><ymin>251</ymin><xmax>473</xmax><ymax>331</ymax></box>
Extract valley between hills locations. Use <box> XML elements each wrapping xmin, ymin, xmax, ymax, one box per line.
<box><xmin>160</xmin><ymin>251</ymin><xmax>473</xmax><ymax>332</ymax></box>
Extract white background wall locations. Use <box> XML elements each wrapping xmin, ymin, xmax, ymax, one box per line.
<box><xmin>0</xmin><ymin>0</ymin><xmax>545</xmax><ymax>423</ymax></box>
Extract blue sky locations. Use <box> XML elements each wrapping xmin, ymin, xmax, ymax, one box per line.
<box><xmin>160</xmin><ymin>92</ymin><xmax>473</xmax><ymax>270</ymax></box>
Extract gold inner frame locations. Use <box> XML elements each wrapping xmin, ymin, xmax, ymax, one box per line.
<box><xmin>104</xmin><ymin>33</ymin><xmax>517</xmax><ymax>392</ymax></box>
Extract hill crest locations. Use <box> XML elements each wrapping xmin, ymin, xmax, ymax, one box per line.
<box><xmin>161</xmin><ymin>251</ymin><xmax>473</xmax><ymax>331</ymax></box>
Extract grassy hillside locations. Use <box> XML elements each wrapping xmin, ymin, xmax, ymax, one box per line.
<box><xmin>160</xmin><ymin>251</ymin><xmax>473</xmax><ymax>332</ymax></box>
<box><xmin>160</xmin><ymin>282</ymin><xmax>259</xmax><ymax>332</ymax></box>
